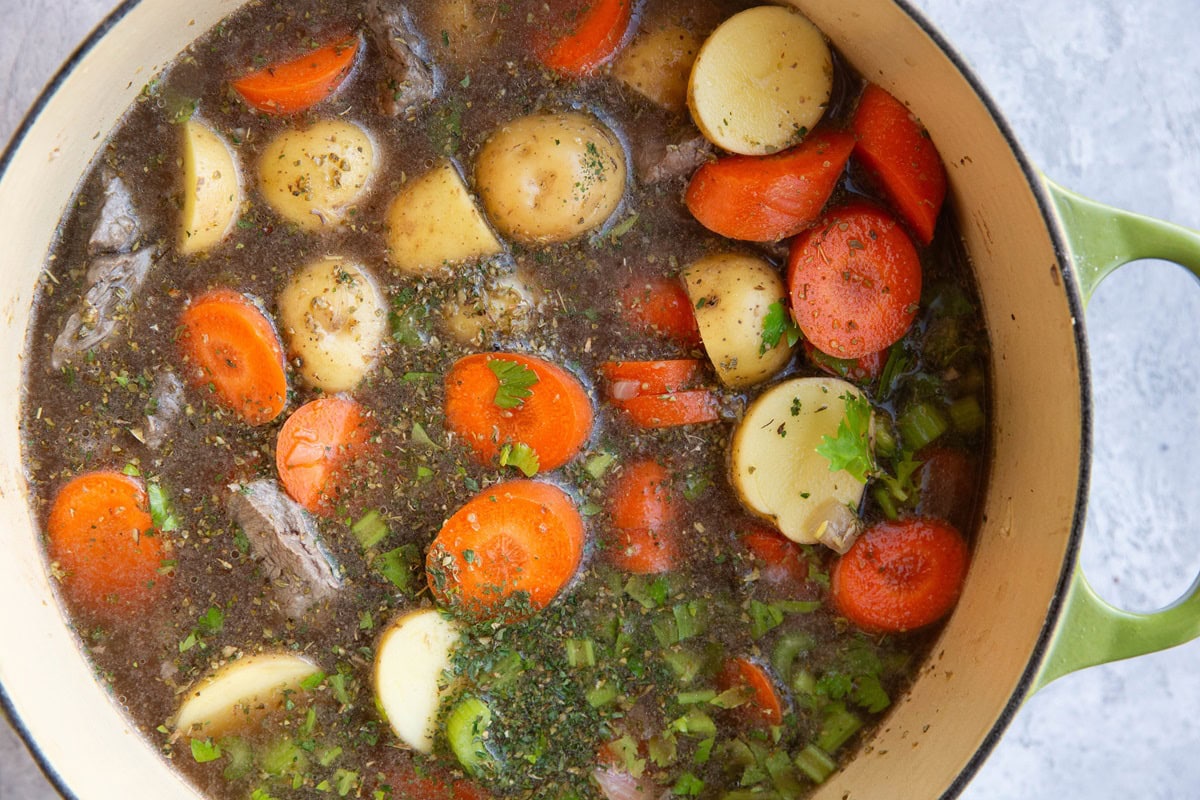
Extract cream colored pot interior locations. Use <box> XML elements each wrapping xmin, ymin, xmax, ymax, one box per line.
<box><xmin>0</xmin><ymin>1</ymin><xmax>1083</xmax><ymax>798</ymax></box>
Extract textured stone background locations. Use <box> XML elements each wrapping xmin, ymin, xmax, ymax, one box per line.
<box><xmin>1</xmin><ymin>0</ymin><xmax>1198</xmax><ymax>797</ymax></box>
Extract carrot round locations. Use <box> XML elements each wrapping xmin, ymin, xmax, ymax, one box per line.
<box><xmin>831</xmin><ymin>517</ymin><xmax>969</xmax><ymax>633</ymax></box>
<box><xmin>718</xmin><ymin>657</ymin><xmax>784</xmax><ymax>727</ymax></box>
<box><xmin>787</xmin><ymin>203</ymin><xmax>921</xmax><ymax>359</ymax></box>
<box><xmin>742</xmin><ymin>526</ymin><xmax>809</xmax><ymax>591</ymax></box>
<box><xmin>608</xmin><ymin>460</ymin><xmax>679</xmax><ymax>574</ymax></box>
<box><xmin>685</xmin><ymin>131</ymin><xmax>856</xmax><ymax>242</ymax></box>
<box><xmin>426</xmin><ymin>480</ymin><xmax>585</xmax><ymax>618</ymax></box>
<box><xmin>851</xmin><ymin>84</ymin><xmax>947</xmax><ymax>246</ymax></box>
<box><xmin>600</xmin><ymin>359</ymin><xmax>702</xmax><ymax>400</ymax></box>
<box><xmin>619</xmin><ymin>276</ymin><xmax>701</xmax><ymax>347</ymax></box>
<box><xmin>232</xmin><ymin>36</ymin><xmax>360</xmax><ymax>115</ymax></box>
<box><xmin>177</xmin><ymin>289</ymin><xmax>288</xmax><ymax>425</ymax></box>
<box><xmin>46</xmin><ymin>471</ymin><xmax>167</xmax><ymax>617</ymax></box>
<box><xmin>539</xmin><ymin>0</ymin><xmax>633</xmax><ymax>76</ymax></box>
<box><xmin>615</xmin><ymin>390</ymin><xmax>720</xmax><ymax>429</ymax></box>
<box><xmin>276</xmin><ymin>397</ymin><xmax>375</xmax><ymax>514</ymax></box>
<box><xmin>378</xmin><ymin>762</ymin><xmax>492</xmax><ymax>800</ymax></box>
<box><xmin>444</xmin><ymin>353</ymin><xmax>593</xmax><ymax>472</ymax></box>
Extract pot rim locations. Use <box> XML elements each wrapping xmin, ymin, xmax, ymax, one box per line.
<box><xmin>0</xmin><ymin>1</ymin><xmax>1094</xmax><ymax>797</ymax></box>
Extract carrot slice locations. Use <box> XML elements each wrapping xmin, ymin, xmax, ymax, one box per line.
<box><xmin>444</xmin><ymin>353</ymin><xmax>593</xmax><ymax>472</ymax></box>
<box><xmin>46</xmin><ymin>471</ymin><xmax>167</xmax><ymax>617</ymax></box>
<box><xmin>599</xmin><ymin>359</ymin><xmax>702</xmax><ymax>400</ymax></box>
<box><xmin>742</xmin><ymin>526</ymin><xmax>809</xmax><ymax>591</ymax></box>
<box><xmin>608</xmin><ymin>460</ymin><xmax>679</xmax><ymax>574</ymax></box>
<box><xmin>177</xmin><ymin>288</ymin><xmax>288</xmax><ymax>425</ymax></box>
<box><xmin>718</xmin><ymin>657</ymin><xmax>784</xmax><ymax>727</ymax></box>
<box><xmin>831</xmin><ymin>517</ymin><xmax>969</xmax><ymax>633</ymax></box>
<box><xmin>614</xmin><ymin>390</ymin><xmax>720</xmax><ymax>429</ymax></box>
<box><xmin>851</xmin><ymin>84</ymin><xmax>947</xmax><ymax>245</ymax></box>
<box><xmin>232</xmin><ymin>36</ymin><xmax>360</xmax><ymax>115</ymax></box>
<box><xmin>378</xmin><ymin>762</ymin><xmax>492</xmax><ymax>800</ymax></box>
<box><xmin>685</xmin><ymin>131</ymin><xmax>855</xmax><ymax>242</ymax></box>
<box><xmin>802</xmin><ymin>340</ymin><xmax>886</xmax><ymax>384</ymax></box>
<box><xmin>276</xmin><ymin>397</ymin><xmax>375</xmax><ymax>514</ymax></box>
<box><xmin>787</xmin><ymin>202</ymin><xmax>921</xmax><ymax>359</ymax></box>
<box><xmin>539</xmin><ymin>0</ymin><xmax>633</xmax><ymax>76</ymax></box>
<box><xmin>426</xmin><ymin>480</ymin><xmax>585</xmax><ymax>618</ymax></box>
<box><xmin>619</xmin><ymin>276</ymin><xmax>702</xmax><ymax>347</ymax></box>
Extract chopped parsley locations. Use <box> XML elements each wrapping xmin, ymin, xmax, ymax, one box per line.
<box><xmin>815</xmin><ymin>392</ymin><xmax>875</xmax><ymax>483</ymax></box>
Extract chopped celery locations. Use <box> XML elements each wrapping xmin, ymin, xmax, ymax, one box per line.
<box><xmin>949</xmin><ymin>395</ymin><xmax>985</xmax><ymax>433</ymax></box>
<box><xmin>677</xmin><ymin>689</ymin><xmax>717</xmax><ymax>705</ymax></box>
<box><xmin>648</xmin><ymin>733</ymin><xmax>678</xmax><ymax>767</ymax></box>
<box><xmin>794</xmin><ymin>744</ymin><xmax>837</xmax><ymax>784</ymax></box>
<box><xmin>486</xmin><ymin>651</ymin><xmax>524</xmax><ymax>691</ymax></box>
<box><xmin>873</xmin><ymin>484</ymin><xmax>899</xmax><ymax>520</ymax></box>
<box><xmin>670</xmin><ymin>709</ymin><xmax>717</xmax><ymax>738</ymax></box>
<box><xmin>261</xmin><ymin>738</ymin><xmax>306</xmax><ymax>777</ymax></box>
<box><xmin>673</xmin><ymin>772</ymin><xmax>705</xmax><ymax>796</ymax></box>
<box><xmin>374</xmin><ymin>544</ymin><xmax>419</xmax><ymax>592</ymax></box>
<box><xmin>673</xmin><ymin>601</ymin><xmax>708</xmax><ymax>641</ymax></box>
<box><xmin>445</xmin><ymin>696</ymin><xmax>498</xmax><ymax>776</ymax></box>
<box><xmin>791</xmin><ymin>668</ymin><xmax>817</xmax><ymax>697</ymax></box>
<box><xmin>897</xmin><ymin>401</ymin><xmax>949</xmax><ymax>451</ymax></box>
<box><xmin>586</xmin><ymin>682</ymin><xmax>619</xmax><ymax>708</ymax></box>
<box><xmin>771</xmin><ymin>632</ymin><xmax>815</xmax><ymax>682</ymax></box>
<box><xmin>652</xmin><ymin>617</ymin><xmax>680</xmax><ymax>647</ymax></box>
<box><xmin>749</xmin><ymin>600</ymin><xmax>784</xmax><ymax>639</ymax></box>
<box><xmin>565</xmin><ymin>639</ymin><xmax>596</xmax><ymax>668</ymax></box>
<box><xmin>351</xmin><ymin>510</ymin><xmax>389</xmax><ymax>549</ymax></box>
<box><xmin>220</xmin><ymin>736</ymin><xmax>253</xmax><ymax>780</ymax></box>
<box><xmin>711</xmin><ymin>685</ymin><xmax>753</xmax><ymax>709</ymax></box>
<box><xmin>765</xmin><ymin>750</ymin><xmax>804</xmax><ymax>799</ymax></box>
<box><xmin>625</xmin><ymin>574</ymin><xmax>670</xmax><ymax>608</ymax></box>
<box><xmin>584</xmin><ymin>451</ymin><xmax>617</xmax><ymax>479</ymax></box>
<box><xmin>720</xmin><ymin>792</ymin><xmax>781</xmax><ymax>800</ymax></box>
<box><xmin>816</xmin><ymin>702</ymin><xmax>862</xmax><ymax>752</ymax></box>
<box><xmin>665</xmin><ymin>649</ymin><xmax>704</xmax><ymax>684</ymax></box>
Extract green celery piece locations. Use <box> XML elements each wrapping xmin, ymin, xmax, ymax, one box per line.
<box><xmin>816</xmin><ymin>702</ymin><xmax>863</xmax><ymax>752</ymax></box>
<box><xmin>445</xmin><ymin>696</ymin><xmax>498</xmax><ymax>776</ymax></box>
<box><xmin>351</xmin><ymin>509</ymin><xmax>390</xmax><ymax>549</ymax></box>
<box><xmin>794</xmin><ymin>744</ymin><xmax>836</xmax><ymax>784</ymax></box>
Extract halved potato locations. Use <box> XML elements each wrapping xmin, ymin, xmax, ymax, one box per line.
<box><xmin>475</xmin><ymin>112</ymin><xmax>627</xmax><ymax>244</ymax></box>
<box><xmin>374</xmin><ymin>608</ymin><xmax>462</xmax><ymax>754</ymax></box>
<box><xmin>612</xmin><ymin>22</ymin><xmax>702</xmax><ymax>113</ymax></box>
<box><xmin>179</xmin><ymin>119</ymin><xmax>242</xmax><ymax>254</ymax></box>
<box><xmin>681</xmin><ymin>252</ymin><xmax>794</xmax><ymax>388</ymax></box>
<box><xmin>259</xmin><ymin>119</ymin><xmax>377</xmax><ymax>230</ymax></box>
<box><xmin>443</xmin><ymin>272</ymin><xmax>537</xmax><ymax>345</ymax></box>
<box><xmin>173</xmin><ymin>652</ymin><xmax>321</xmax><ymax>737</ymax></box>
<box><xmin>278</xmin><ymin>257</ymin><xmax>388</xmax><ymax>391</ymax></box>
<box><xmin>688</xmin><ymin>6</ymin><xmax>832</xmax><ymax>155</ymax></box>
<box><xmin>731</xmin><ymin>377</ymin><xmax>869</xmax><ymax>550</ymax></box>
<box><xmin>386</xmin><ymin>159</ymin><xmax>503</xmax><ymax>275</ymax></box>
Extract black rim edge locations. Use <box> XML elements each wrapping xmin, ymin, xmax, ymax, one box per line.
<box><xmin>887</xmin><ymin>1</ymin><xmax>1093</xmax><ymax>797</ymax></box>
<box><xmin>0</xmin><ymin>2</ymin><xmax>143</xmax><ymax>799</ymax></box>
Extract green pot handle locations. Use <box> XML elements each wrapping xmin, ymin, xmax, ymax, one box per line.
<box><xmin>1031</xmin><ymin>178</ymin><xmax>1200</xmax><ymax>692</ymax></box>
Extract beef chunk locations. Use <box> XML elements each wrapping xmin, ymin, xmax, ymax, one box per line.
<box><xmin>366</xmin><ymin>0</ymin><xmax>437</xmax><ymax>117</ymax></box>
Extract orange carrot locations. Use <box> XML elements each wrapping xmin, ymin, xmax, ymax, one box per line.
<box><xmin>685</xmin><ymin>131</ymin><xmax>856</xmax><ymax>242</ymax></box>
<box><xmin>444</xmin><ymin>353</ymin><xmax>593</xmax><ymax>472</ymax></box>
<box><xmin>599</xmin><ymin>359</ymin><xmax>702</xmax><ymax>400</ymax></box>
<box><xmin>426</xmin><ymin>480</ymin><xmax>585</xmax><ymax>618</ymax></box>
<box><xmin>787</xmin><ymin>203</ymin><xmax>921</xmax><ymax>359</ymax></box>
<box><xmin>46</xmin><ymin>471</ymin><xmax>168</xmax><ymax>617</ymax></box>
<box><xmin>831</xmin><ymin>517</ymin><xmax>969</xmax><ymax>633</ymax></box>
<box><xmin>276</xmin><ymin>397</ymin><xmax>375</xmax><ymax>514</ymax></box>
<box><xmin>379</xmin><ymin>762</ymin><xmax>492</xmax><ymax>800</ymax></box>
<box><xmin>615</xmin><ymin>390</ymin><xmax>720</xmax><ymax>429</ymax></box>
<box><xmin>851</xmin><ymin>84</ymin><xmax>947</xmax><ymax>245</ymax></box>
<box><xmin>718</xmin><ymin>657</ymin><xmax>784</xmax><ymax>727</ymax></box>
<box><xmin>608</xmin><ymin>460</ymin><xmax>679</xmax><ymax>574</ymax></box>
<box><xmin>540</xmin><ymin>0</ymin><xmax>633</xmax><ymax>76</ymax></box>
<box><xmin>232</xmin><ymin>36</ymin><xmax>360</xmax><ymax>115</ymax></box>
<box><xmin>742</xmin><ymin>526</ymin><xmax>809</xmax><ymax>592</ymax></box>
<box><xmin>802</xmin><ymin>340</ymin><xmax>886</xmax><ymax>384</ymax></box>
<box><xmin>619</xmin><ymin>276</ymin><xmax>701</xmax><ymax>348</ymax></box>
<box><xmin>177</xmin><ymin>289</ymin><xmax>288</xmax><ymax>426</ymax></box>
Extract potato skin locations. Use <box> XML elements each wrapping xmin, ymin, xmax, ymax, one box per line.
<box><xmin>386</xmin><ymin>159</ymin><xmax>503</xmax><ymax>276</ymax></box>
<box><xmin>612</xmin><ymin>22</ymin><xmax>702</xmax><ymax>113</ymax></box>
<box><xmin>682</xmin><ymin>252</ymin><xmax>795</xmax><ymax>388</ymax></box>
<box><xmin>278</xmin><ymin>257</ymin><xmax>387</xmax><ymax>392</ymax></box>
<box><xmin>179</xmin><ymin>118</ymin><xmax>242</xmax><ymax>255</ymax></box>
<box><xmin>475</xmin><ymin>112</ymin><xmax>627</xmax><ymax>244</ymax></box>
<box><xmin>259</xmin><ymin>119</ymin><xmax>377</xmax><ymax>230</ymax></box>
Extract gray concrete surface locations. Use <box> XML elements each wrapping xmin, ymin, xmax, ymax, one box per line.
<box><xmin>1</xmin><ymin>0</ymin><xmax>1198</xmax><ymax>797</ymax></box>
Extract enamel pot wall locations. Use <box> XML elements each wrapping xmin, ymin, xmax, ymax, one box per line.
<box><xmin>1</xmin><ymin>1</ymin><xmax>1198</xmax><ymax>798</ymax></box>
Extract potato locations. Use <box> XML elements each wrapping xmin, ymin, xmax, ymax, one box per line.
<box><xmin>386</xmin><ymin>159</ymin><xmax>504</xmax><ymax>275</ymax></box>
<box><xmin>424</xmin><ymin>0</ymin><xmax>493</xmax><ymax>63</ymax></box>
<box><xmin>681</xmin><ymin>252</ymin><xmax>794</xmax><ymax>388</ymax></box>
<box><xmin>179</xmin><ymin>119</ymin><xmax>242</xmax><ymax>255</ymax></box>
<box><xmin>174</xmin><ymin>652</ymin><xmax>321</xmax><ymax>737</ymax></box>
<box><xmin>258</xmin><ymin>119</ymin><xmax>377</xmax><ymax>230</ymax></box>
<box><xmin>443</xmin><ymin>272</ymin><xmax>537</xmax><ymax>345</ymax></box>
<box><xmin>688</xmin><ymin>6</ymin><xmax>832</xmax><ymax>155</ymax></box>
<box><xmin>731</xmin><ymin>377</ymin><xmax>868</xmax><ymax>550</ymax></box>
<box><xmin>475</xmin><ymin>112</ymin><xmax>626</xmax><ymax>244</ymax></box>
<box><xmin>612</xmin><ymin>22</ymin><xmax>702</xmax><ymax>113</ymax></box>
<box><xmin>374</xmin><ymin>609</ymin><xmax>462</xmax><ymax>754</ymax></box>
<box><xmin>278</xmin><ymin>257</ymin><xmax>388</xmax><ymax>392</ymax></box>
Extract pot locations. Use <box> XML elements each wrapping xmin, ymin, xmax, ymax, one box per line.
<box><xmin>1</xmin><ymin>1</ymin><xmax>1197</xmax><ymax>798</ymax></box>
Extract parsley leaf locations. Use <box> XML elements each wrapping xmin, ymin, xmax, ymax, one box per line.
<box><xmin>487</xmin><ymin>359</ymin><xmax>539</xmax><ymax>409</ymax></box>
<box><xmin>816</xmin><ymin>392</ymin><xmax>875</xmax><ymax>483</ymax></box>
<box><xmin>190</xmin><ymin>737</ymin><xmax>222</xmax><ymax>763</ymax></box>
<box><xmin>499</xmin><ymin>442</ymin><xmax>540</xmax><ymax>477</ymax></box>
<box><xmin>147</xmin><ymin>482</ymin><xmax>180</xmax><ymax>532</ymax></box>
<box><xmin>197</xmin><ymin>605</ymin><xmax>224</xmax><ymax>636</ymax></box>
<box><xmin>760</xmin><ymin>300</ymin><xmax>801</xmax><ymax>354</ymax></box>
